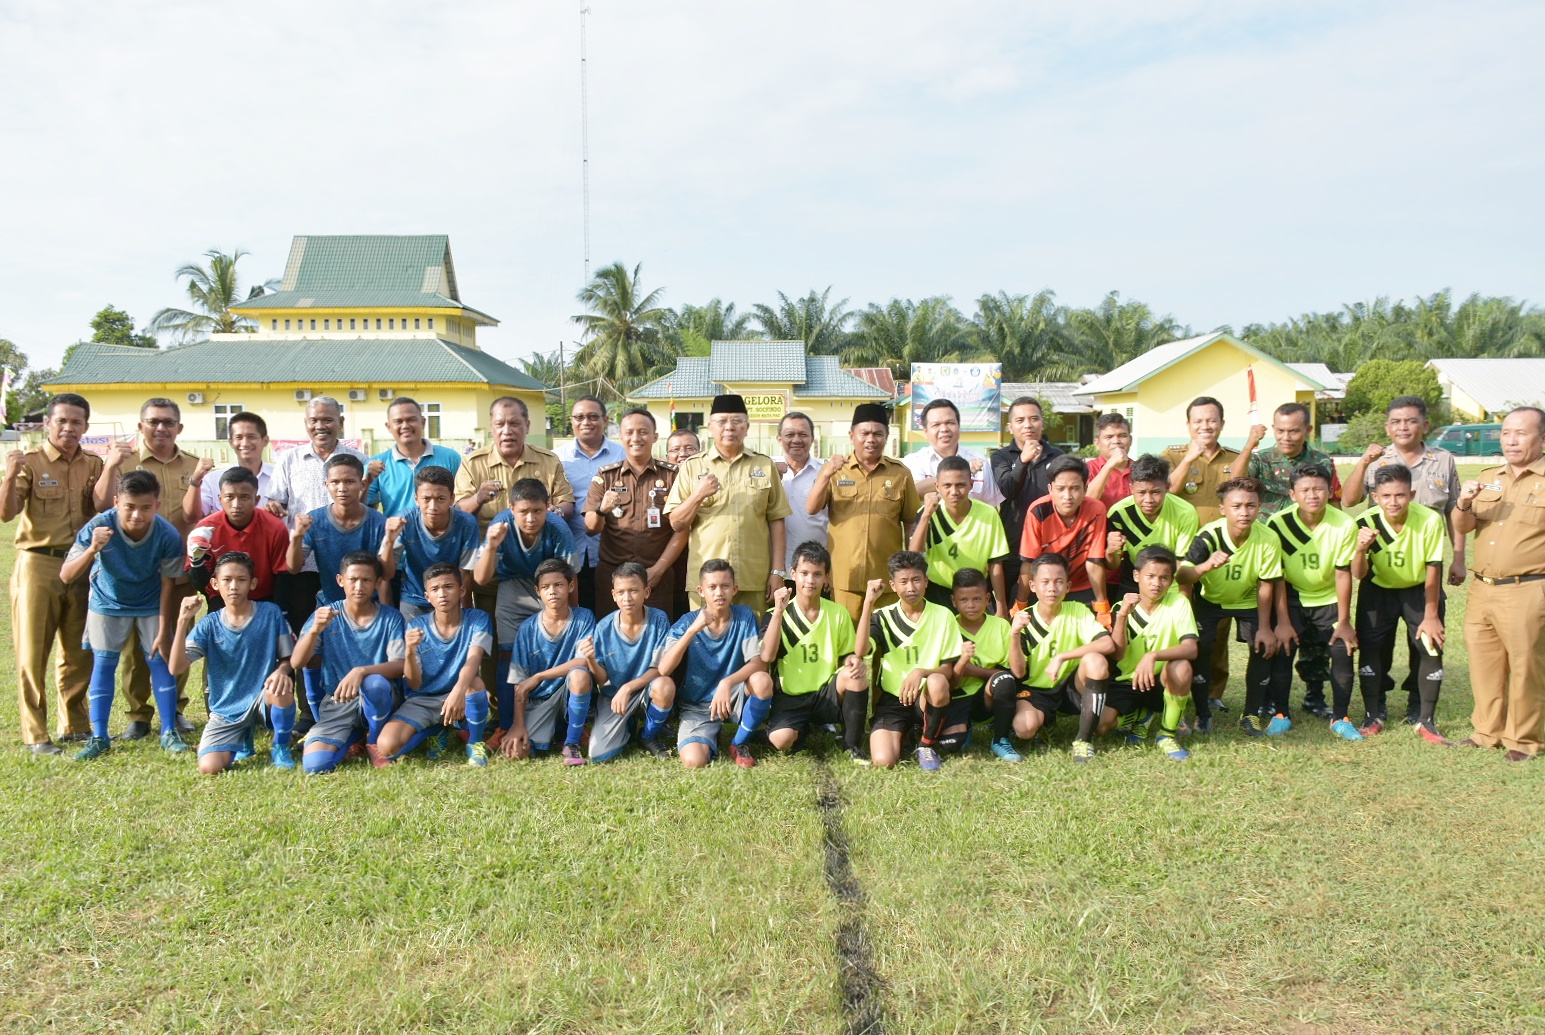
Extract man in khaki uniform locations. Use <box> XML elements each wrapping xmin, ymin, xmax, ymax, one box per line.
<box><xmin>1</xmin><ymin>393</ymin><xmax>102</xmax><ymax>753</ymax></box>
<box><xmin>1455</xmin><ymin>406</ymin><xmax>1545</xmax><ymax>761</ymax></box>
<box><xmin>584</xmin><ymin>408</ymin><xmax>687</xmax><ymax>616</ymax></box>
<box><xmin>807</xmin><ymin>403</ymin><xmax>922</xmax><ymax>620</ymax></box>
<box><xmin>94</xmin><ymin>397</ymin><xmax>202</xmax><ymax>737</ymax></box>
<box><xmin>1162</xmin><ymin>396</ymin><xmax>1264</xmax><ymax>718</ymax></box>
<box><xmin>665</xmin><ymin>394</ymin><xmax>791</xmax><ymax>615</ymax></box>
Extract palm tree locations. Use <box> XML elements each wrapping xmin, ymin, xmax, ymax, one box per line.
<box><xmin>667</xmin><ymin>299</ymin><xmax>752</xmax><ymax>357</ymax></box>
<box><xmin>148</xmin><ymin>248</ymin><xmax>272</xmax><ymax>342</ymax></box>
<box><xmin>1053</xmin><ymin>292</ymin><xmax>1186</xmax><ymax>377</ymax></box>
<box><xmin>970</xmin><ymin>290</ymin><xmax>1067</xmax><ymax>381</ymax></box>
<box><xmin>571</xmin><ymin>261</ymin><xmax>674</xmax><ymax>395</ymax></box>
<box><xmin>750</xmin><ymin>288</ymin><xmax>854</xmax><ymax>354</ymax></box>
<box><xmin>844</xmin><ymin>297</ymin><xmax>974</xmax><ymax>378</ymax></box>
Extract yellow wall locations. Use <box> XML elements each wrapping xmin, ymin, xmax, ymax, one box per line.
<box><xmin>46</xmin><ymin>383</ymin><xmax>549</xmax><ymax>451</ymax></box>
<box><xmin>1445</xmin><ymin>383</ymin><xmax>1489</xmax><ymax>422</ymax></box>
<box><xmin>229</xmin><ymin>308</ymin><xmax>481</xmax><ymax>347</ymax></box>
<box><xmin>1094</xmin><ymin>340</ymin><xmax>1318</xmax><ymax>454</ymax></box>
<box><xmin>636</xmin><ymin>396</ymin><xmax>902</xmax><ymax>456</ymax></box>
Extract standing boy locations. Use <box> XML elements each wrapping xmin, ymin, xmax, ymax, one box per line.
<box><xmin>187</xmin><ymin>467</ymin><xmax>290</xmax><ymax>609</ymax></box>
<box><xmin>61</xmin><ymin>470</ymin><xmax>188</xmax><ymax>758</ymax></box>
<box><xmin>287</xmin><ymin>454</ymin><xmax>389</xmax><ymax>606</ymax></box>
<box><xmin>505</xmin><ymin>558</ymin><xmax>599</xmax><ymax>763</ymax></box>
<box><xmin>909</xmin><ymin>455</ymin><xmax>1012</xmax><ymax>614</ymax></box>
<box><xmin>1015</xmin><ymin>455</ymin><xmax>1109</xmax><ymax>616</ymax></box>
<box><xmin>1104</xmin><ymin>455</ymin><xmax>1199</xmax><ymax>598</ymax></box>
<box><xmin>383</xmin><ymin>466</ymin><xmax>480</xmax><ymax>619</ymax></box>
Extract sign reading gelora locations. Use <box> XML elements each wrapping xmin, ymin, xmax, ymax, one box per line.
<box><xmin>909</xmin><ymin>363</ymin><xmax>1003</xmax><ymax>432</ymax></box>
<box><xmin>742</xmin><ymin>394</ymin><xmax>788</xmax><ymax>422</ymax></box>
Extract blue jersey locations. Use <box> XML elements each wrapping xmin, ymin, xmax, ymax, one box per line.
<box><xmin>665</xmin><ymin>605</ymin><xmax>762</xmax><ymax>705</ymax></box>
<box><xmin>593</xmin><ymin>607</ymin><xmax>671</xmax><ymax>697</ymax></box>
<box><xmin>510</xmin><ymin>607</ymin><xmax>596</xmax><ymax>700</ymax></box>
<box><xmin>365</xmin><ymin>445</ymin><xmax>463</xmax><ymax>516</ymax></box>
<box><xmin>70</xmin><ymin>511</ymin><xmax>184</xmax><ymax>616</ymax></box>
<box><xmin>486</xmin><ymin>510</ymin><xmax>574</xmax><ymax>582</ymax></box>
<box><xmin>394</xmin><ymin>506</ymin><xmax>480</xmax><ymax>609</ymax></box>
<box><xmin>184</xmin><ymin>602</ymin><xmax>294</xmax><ymax>721</ymax></box>
<box><xmin>405</xmin><ymin>608</ymin><xmax>494</xmax><ymax>697</ymax></box>
<box><xmin>301</xmin><ymin>602</ymin><xmax>407</xmax><ymax>692</ymax></box>
<box><xmin>301</xmin><ymin>506</ymin><xmax>388</xmax><ymax>602</ymax></box>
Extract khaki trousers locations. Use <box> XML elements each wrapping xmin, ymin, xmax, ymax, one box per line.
<box><xmin>11</xmin><ymin>550</ymin><xmax>92</xmax><ymax>744</ymax></box>
<box><xmin>120</xmin><ymin>583</ymin><xmax>195</xmax><ymax>724</ymax></box>
<box><xmin>1466</xmin><ymin>579</ymin><xmax>1545</xmax><ymax>755</ymax></box>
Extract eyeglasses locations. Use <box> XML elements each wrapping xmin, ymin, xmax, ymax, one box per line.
<box><xmin>571</xmin><ymin>414</ymin><xmax>604</xmax><ymax>422</ymax></box>
<box><xmin>143</xmin><ymin>419</ymin><xmax>178</xmax><ymax>428</ymax></box>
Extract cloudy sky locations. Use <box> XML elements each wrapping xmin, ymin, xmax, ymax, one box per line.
<box><xmin>1</xmin><ymin>0</ymin><xmax>1541</xmax><ymax>373</ymax></box>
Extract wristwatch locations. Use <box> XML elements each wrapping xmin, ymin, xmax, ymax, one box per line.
<box><xmin>772</xmin><ymin>569</ymin><xmax>789</xmax><ymax>579</ymax></box>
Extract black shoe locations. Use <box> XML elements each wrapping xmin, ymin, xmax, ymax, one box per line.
<box><xmin>29</xmin><ymin>742</ymin><xmax>63</xmax><ymax>756</ymax></box>
<box><xmin>845</xmin><ymin>744</ymin><xmax>871</xmax><ymax>765</ymax></box>
<box><xmin>1303</xmin><ymin>699</ymin><xmax>1333</xmax><ymax>720</ymax></box>
<box><xmin>122</xmin><ymin>721</ymin><xmax>151</xmax><ymax>741</ymax></box>
<box><xmin>58</xmin><ymin>731</ymin><xmax>90</xmax><ymax>743</ymax></box>
<box><xmin>174</xmin><ymin>712</ymin><xmax>196</xmax><ymax>734</ymax></box>
<box><xmin>639</xmin><ymin>734</ymin><xmax>672</xmax><ymax>759</ymax></box>
<box><xmin>1211</xmin><ymin>700</ymin><xmax>1230</xmax><ymax>713</ymax></box>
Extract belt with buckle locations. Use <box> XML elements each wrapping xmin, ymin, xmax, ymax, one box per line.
<box><xmin>23</xmin><ymin>546</ymin><xmax>69</xmax><ymax>559</ymax></box>
<box><xmin>1474</xmin><ymin>573</ymin><xmax>1545</xmax><ymax>586</ymax></box>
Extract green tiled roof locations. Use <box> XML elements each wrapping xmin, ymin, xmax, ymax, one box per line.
<box><xmin>709</xmin><ymin>340</ymin><xmax>806</xmax><ymax>382</ymax></box>
<box><xmin>630</xmin><ymin>350</ymin><xmax>889</xmax><ymax>401</ymax></box>
<box><xmin>48</xmin><ymin>340</ymin><xmax>549</xmax><ymax>392</ymax></box>
<box><xmin>230</xmin><ymin>235</ymin><xmax>498</xmax><ymax>324</ymax></box>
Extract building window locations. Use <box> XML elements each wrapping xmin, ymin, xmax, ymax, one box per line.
<box><xmin>309</xmin><ymin>319</ymin><xmax>317</xmax><ymax>330</ymax></box>
<box><xmin>675</xmin><ymin>411</ymin><xmax>704</xmax><ymax>433</ymax></box>
<box><xmin>284</xmin><ymin>319</ymin><xmax>291</xmax><ymax>330</ymax></box>
<box><xmin>427</xmin><ymin>318</ymin><xmax>434</xmax><ymax>330</ymax></box>
<box><xmin>214</xmin><ymin>403</ymin><xmax>246</xmax><ymax>439</ymax></box>
<box><xmin>350</xmin><ymin>319</ymin><xmax>357</xmax><ymax>330</ymax></box>
<box><xmin>324</xmin><ymin>318</ymin><xmax>330</xmax><ymax>330</ymax></box>
<box><xmin>376</xmin><ymin>318</ymin><xmax>383</xmax><ymax>330</ymax></box>
<box><xmin>425</xmin><ymin>402</ymin><xmax>442</xmax><ymax>440</ymax></box>
<box><xmin>271</xmin><ymin>319</ymin><xmax>278</xmax><ymax>330</ymax></box>
<box><xmin>388</xmin><ymin>318</ymin><xmax>395</xmax><ymax>330</ymax></box>
<box><xmin>414</xmin><ymin>318</ymin><xmax>422</xmax><ymax>329</ymax></box>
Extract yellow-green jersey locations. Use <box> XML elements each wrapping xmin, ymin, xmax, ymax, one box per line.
<box><xmin>1017</xmin><ymin>601</ymin><xmax>1108</xmax><ymax>688</ymax></box>
<box><xmin>1106</xmin><ymin>493</ymin><xmax>1199</xmax><ymax>586</ymax></box>
<box><xmin>771</xmin><ymin>597</ymin><xmax>856</xmax><ymax>695</ymax></box>
<box><xmin>1183</xmin><ymin>519</ymin><xmax>1284</xmax><ymax>611</ymax></box>
<box><xmin>869</xmin><ymin>600</ymin><xmax>963</xmax><ymax>698</ymax></box>
<box><xmin>921</xmin><ymin>499</ymin><xmax>1012</xmax><ymax>588</ymax></box>
<box><xmin>1115</xmin><ymin>592</ymin><xmax>1198</xmax><ymax>682</ymax></box>
<box><xmin>1357</xmin><ymin>502</ymin><xmax>1445</xmax><ymax>589</ymax></box>
<box><xmin>1267</xmin><ymin>504</ymin><xmax>1356</xmax><ymax>607</ymax></box>
<box><xmin>957</xmin><ymin>613</ymin><xmax>1012</xmax><ymax>696</ymax></box>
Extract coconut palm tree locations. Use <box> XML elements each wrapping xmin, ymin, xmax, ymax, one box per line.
<box><xmin>571</xmin><ymin>261</ymin><xmax>674</xmax><ymax>395</ymax></box>
<box><xmin>750</xmin><ymin>288</ymin><xmax>854</xmax><ymax>354</ymax></box>
<box><xmin>970</xmin><ymin>290</ymin><xmax>1068</xmax><ymax>381</ymax></box>
<box><xmin>844</xmin><ymin>297</ymin><xmax>974</xmax><ymax>378</ymax></box>
<box><xmin>1053</xmin><ymin>292</ymin><xmax>1186</xmax><ymax>377</ymax></box>
<box><xmin>147</xmin><ymin>248</ymin><xmax>273</xmax><ymax>342</ymax></box>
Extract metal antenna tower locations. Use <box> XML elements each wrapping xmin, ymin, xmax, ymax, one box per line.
<box><xmin>580</xmin><ymin>4</ymin><xmax>591</xmax><ymax>284</ymax></box>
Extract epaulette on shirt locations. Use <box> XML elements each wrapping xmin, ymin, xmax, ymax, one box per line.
<box><xmin>596</xmin><ymin>461</ymin><xmax>626</xmax><ymax>476</ymax></box>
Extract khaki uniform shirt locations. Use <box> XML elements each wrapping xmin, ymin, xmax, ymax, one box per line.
<box><xmin>454</xmin><ymin>444</ymin><xmax>575</xmax><ymax>533</ymax></box>
<box><xmin>824</xmin><ymin>456</ymin><xmax>922</xmax><ymax>593</ymax></box>
<box><xmin>133</xmin><ymin>446</ymin><xmax>201</xmax><ymax>536</ymax></box>
<box><xmin>584</xmin><ymin>457</ymin><xmax>680</xmax><ymax>568</ymax></box>
<box><xmin>1364</xmin><ymin>448</ymin><xmax>1461</xmax><ymax>514</ymax></box>
<box><xmin>664</xmin><ymin>445</ymin><xmax>792</xmax><ymax>590</ymax></box>
<box><xmin>11</xmin><ymin>442</ymin><xmax>103</xmax><ymax>551</ymax></box>
<box><xmin>1161</xmin><ymin>444</ymin><xmax>1243</xmax><ymax>527</ymax></box>
<box><xmin>1468</xmin><ymin>458</ymin><xmax>1545</xmax><ymax>578</ymax></box>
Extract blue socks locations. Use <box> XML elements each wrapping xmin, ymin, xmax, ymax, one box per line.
<box><xmin>359</xmin><ymin>675</ymin><xmax>394</xmax><ymax>744</ymax></box>
<box><xmin>88</xmin><ymin>651</ymin><xmax>119</xmax><ymax>738</ymax></box>
<box><xmin>148</xmin><ymin>653</ymin><xmax>178</xmax><ymax>734</ymax></box>
<box><xmin>270</xmin><ymin>701</ymin><xmax>296</xmax><ymax>746</ymax></box>
<box><xmin>643</xmin><ymin>701</ymin><xmax>671</xmax><ymax>740</ymax></box>
<box><xmin>302</xmin><ymin>667</ymin><xmax>323</xmax><ymax>718</ymax></box>
<box><xmin>465</xmin><ymin>689</ymin><xmax>490</xmax><ymax>745</ymax></box>
<box><xmin>732</xmin><ymin>693</ymin><xmax>771</xmax><ymax>747</ymax></box>
<box><xmin>565</xmin><ymin>687</ymin><xmax>592</xmax><ymax>747</ymax></box>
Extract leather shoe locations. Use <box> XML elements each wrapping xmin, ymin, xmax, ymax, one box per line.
<box><xmin>58</xmin><ymin>731</ymin><xmax>90</xmax><ymax>743</ymax></box>
<box><xmin>121</xmin><ymin>721</ymin><xmax>151</xmax><ymax>741</ymax></box>
<box><xmin>29</xmin><ymin>742</ymin><xmax>63</xmax><ymax>756</ymax></box>
<box><xmin>1455</xmin><ymin>738</ymin><xmax>1486</xmax><ymax>748</ymax></box>
<box><xmin>174</xmin><ymin>712</ymin><xmax>195</xmax><ymax>734</ymax></box>
<box><xmin>1504</xmin><ymin>750</ymin><xmax>1535</xmax><ymax>763</ymax></box>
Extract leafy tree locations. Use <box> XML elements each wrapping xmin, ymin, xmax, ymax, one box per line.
<box><xmin>148</xmin><ymin>248</ymin><xmax>272</xmax><ymax>341</ymax></box>
<box><xmin>1052</xmin><ymin>292</ymin><xmax>1187</xmax><ymax>378</ymax></box>
<box><xmin>0</xmin><ymin>338</ymin><xmax>52</xmax><ymax>423</ymax></box>
<box><xmin>571</xmin><ymin>261</ymin><xmax>674</xmax><ymax>397</ymax></box>
<box><xmin>1341</xmin><ymin>359</ymin><xmax>1442</xmax><ymax>418</ymax></box>
<box><xmin>90</xmin><ymin>305</ymin><xmax>157</xmax><ymax>348</ymax></box>
<box><xmin>1332</xmin><ymin>411</ymin><xmax>1391</xmax><ymax>455</ymax></box>
<box><xmin>844</xmin><ymin>297</ymin><xmax>972</xmax><ymax>378</ymax></box>
<box><xmin>969</xmin><ymin>290</ymin><xmax>1067</xmax><ymax>381</ymax></box>
<box><xmin>750</xmin><ymin>288</ymin><xmax>854</xmax><ymax>354</ymax></box>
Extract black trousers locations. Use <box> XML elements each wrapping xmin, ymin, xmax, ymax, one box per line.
<box><xmin>1272</xmin><ymin>597</ymin><xmax>1355</xmax><ymax>720</ymax></box>
<box><xmin>1355</xmin><ymin>580</ymin><xmax>1443</xmax><ymax>724</ymax></box>
<box><xmin>1192</xmin><ymin>600</ymin><xmax>1272</xmax><ymax>721</ymax></box>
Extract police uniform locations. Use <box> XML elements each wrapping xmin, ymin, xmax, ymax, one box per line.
<box><xmin>584</xmin><ymin>457</ymin><xmax>680</xmax><ymax>615</ymax></box>
<box><xmin>1162</xmin><ymin>443</ymin><xmax>1243</xmax><ymax>703</ymax></box>
<box><xmin>664</xmin><ymin>445</ymin><xmax>792</xmax><ymax>615</ymax></box>
<box><xmin>6</xmin><ymin>442</ymin><xmax>102</xmax><ymax>744</ymax></box>
<box><xmin>121</xmin><ymin>446</ymin><xmax>203</xmax><ymax>727</ymax></box>
<box><xmin>1464</xmin><ymin>456</ymin><xmax>1545</xmax><ymax>756</ymax></box>
<box><xmin>824</xmin><ymin>455</ymin><xmax>922</xmax><ymax>620</ymax></box>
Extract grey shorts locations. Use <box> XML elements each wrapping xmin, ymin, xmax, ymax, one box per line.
<box><xmin>198</xmin><ymin>699</ymin><xmax>264</xmax><ymax>757</ymax></box>
<box><xmin>83</xmin><ymin>613</ymin><xmax>161</xmax><ymax>654</ymax></box>
<box><xmin>391</xmin><ymin>692</ymin><xmax>449</xmax><ymax>732</ymax></box>
<box><xmin>495</xmin><ymin>579</ymin><xmax>540</xmax><ymax>646</ymax></box>
<box><xmin>590</xmin><ymin>685</ymin><xmax>647</xmax><ymax>762</ymax></box>
<box><xmin>398</xmin><ymin>600</ymin><xmax>431</xmax><ymax>621</ymax></box>
<box><xmin>677</xmin><ymin>684</ymin><xmax>747</xmax><ymax>755</ymax></box>
<box><xmin>305</xmin><ymin>693</ymin><xmax>367</xmax><ymax>749</ymax></box>
<box><xmin>521</xmin><ymin>690</ymin><xmax>567</xmax><ymax>752</ymax></box>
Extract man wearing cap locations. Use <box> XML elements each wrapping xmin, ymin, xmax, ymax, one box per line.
<box><xmin>808</xmin><ymin>403</ymin><xmax>923</xmax><ymax>619</ymax></box>
<box><xmin>665</xmin><ymin>394</ymin><xmax>792</xmax><ymax>614</ymax></box>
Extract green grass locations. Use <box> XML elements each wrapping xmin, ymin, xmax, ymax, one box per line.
<box><xmin>2</xmin><ymin>465</ymin><xmax>1543</xmax><ymax>1034</ymax></box>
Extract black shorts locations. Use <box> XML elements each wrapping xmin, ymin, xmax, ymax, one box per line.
<box><xmin>767</xmin><ymin>675</ymin><xmax>842</xmax><ymax>734</ymax></box>
<box><xmin>1025</xmin><ymin>673</ymin><xmax>1083</xmax><ymax>718</ymax></box>
<box><xmin>924</xmin><ymin>582</ymin><xmax>956</xmax><ymax>611</ymax></box>
<box><xmin>1106</xmin><ymin>680</ymin><xmax>1163</xmax><ymax>717</ymax></box>
<box><xmin>1286</xmin><ymin>595</ymin><xmax>1339</xmax><ymax>641</ymax></box>
<box><xmin>1193</xmin><ymin>599</ymin><xmax>1262</xmax><ymax>643</ymax></box>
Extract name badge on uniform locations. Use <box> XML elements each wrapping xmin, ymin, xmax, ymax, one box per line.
<box><xmin>837</xmin><ymin>479</ymin><xmax>856</xmax><ymax>487</ymax></box>
<box><xmin>646</xmin><ymin>507</ymin><xmax>661</xmax><ymax>529</ymax></box>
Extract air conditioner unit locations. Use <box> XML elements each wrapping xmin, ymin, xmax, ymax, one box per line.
<box><xmin>295</xmin><ymin>390</ymin><xmax>313</xmax><ymax>403</ymax></box>
<box><xmin>348</xmin><ymin>389</ymin><xmax>367</xmax><ymax>402</ymax></box>
<box><xmin>378</xmin><ymin>388</ymin><xmax>396</xmax><ymax>401</ymax></box>
<box><xmin>186</xmin><ymin>392</ymin><xmax>205</xmax><ymax>404</ymax></box>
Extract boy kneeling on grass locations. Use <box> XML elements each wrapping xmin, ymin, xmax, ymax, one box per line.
<box><xmin>1003</xmin><ymin>552</ymin><xmax>1116</xmax><ymax>764</ymax></box>
<box><xmin>760</xmin><ymin>541</ymin><xmax>867</xmax><ymax>760</ymax></box>
<box><xmin>852</xmin><ymin>550</ymin><xmax>963</xmax><ymax>771</ymax></box>
<box><xmin>374</xmin><ymin>563</ymin><xmax>494</xmax><ymax>767</ymax></box>
<box><xmin>656</xmin><ymin>560</ymin><xmax>771</xmax><ymax>769</ymax></box>
<box><xmin>504</xmin><ymin>558</ymin><xmax>598</xmax><ymax>763</ymax></box>
<box><xmin>1101</xmin><ymin>546</ymin><xmax>1197</xmax><ymax>763</ymax></box>
<box><xmin>169</xmin><ymin>551</ymin><xmax>297</xmax><ymax>773</ymax></box>
<box><xmin>62</xmin><ymin>470</ymin><xmax>189</xmax><ymax>760</ymax></box>
<box><xmin>291</xmin><ymin>551</ymin><xmax>407</xmax><ymax>774</ymax></box>
<box><xmin>588</xmin><ymin>562</ymin><xmax>675</xmax><ymax>762</ymax></box>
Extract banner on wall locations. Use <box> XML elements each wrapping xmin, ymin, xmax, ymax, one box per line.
<box><xmin>909</xmin><ymin>363</ymin><xmax>1002</xmax><ymax>432</ymax></box>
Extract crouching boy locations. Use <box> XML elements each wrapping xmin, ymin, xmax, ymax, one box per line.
<box><xmin>1101</xmin><ymin>546</ymin><xmax>1198</xmax><ymax>762</ymax></box>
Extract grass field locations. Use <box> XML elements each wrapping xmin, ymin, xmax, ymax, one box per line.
<box><xmin>3</xmin><ymin>466</ymin><xmax>1544</xmax><ymax>1034</ymax></box>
